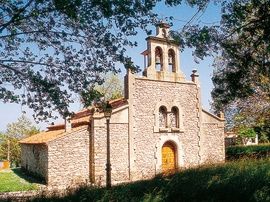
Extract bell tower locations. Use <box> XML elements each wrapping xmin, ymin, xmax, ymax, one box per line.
<box><xmin>141</xmin><ymin>22</ymin><xmax>185</xmax><ymax>82</ymax></box>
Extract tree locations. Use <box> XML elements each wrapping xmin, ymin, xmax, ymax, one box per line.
<box><xmin>4</xmin><ymin>0</ymin><xmax>267</xmax><ymax>124</ymax></box>
<box><xmin>237</xmin><ymin>126</ymin><xmax>257</xmax><ymax>145</ymax></box>
<box><xmin>170</xmin><ymin>1</ymin><xmax>270</xmax><ymax>140</ymax></box>
<box><xmin>228</xmin><ymin>92</ymin><xmax>270</xmax><ymax>142</ymax></box>
<box><xmin>81</xmin><ymin>73</ymin><xmax>123</xmax><ymax>107</ymax></box>
<box><xmin>169</xmin><ymin>1</ymin><xmax>269</xmax><ymax>110</ymax></box>
<box><xmin>211</xmin><ymin>1</ymin><xmax>269</xmax><ymax>110</ymax></box>
<box><xmin>1</xmin><ymin>0</ymin><xmax>211</xmax><ymax>121</ymax></box>
<box><xmin>0</xmin><ymin>133</ymin><xmax>6</xmax><ymax>161</ymax></box>
<box><xmin>0</xmin><ymin>115</ymin><xmax>39</xmax><ymax>166</ymax></box>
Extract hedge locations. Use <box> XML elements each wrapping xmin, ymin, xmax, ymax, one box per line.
<box><xmin>226</xmin><ymin>144</ymin><xmax>270</xmax><ymax>160</ymax></box>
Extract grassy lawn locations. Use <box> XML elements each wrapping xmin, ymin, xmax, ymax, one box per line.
<box><xmin>0</xmin><ymin>168</ymin><xmax>39</xmax><ymax>193</ymax></box>
<box><xmin>32</xmin><ymin>159</ymin><xmax>270</xmax><ymax>202</ymax></box>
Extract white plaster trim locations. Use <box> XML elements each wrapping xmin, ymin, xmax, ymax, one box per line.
<box><xmin>134</xmin><ymin>77</ymin><xmax>195</xmax><ymax>85</ymax></box>
<box><xmin>93</xmin><ymin>105</ymin><xmax>129</xmax><ymax>119</ymax></box>
<box><xmin>154</xmin><ymin>134</ymin><xmax>185</xmax><ymax>174</ymax></box>
<box><xmin>202</xmin><ymin>108</ymin><xmax>225</xmax><ymax>122</ymax></box>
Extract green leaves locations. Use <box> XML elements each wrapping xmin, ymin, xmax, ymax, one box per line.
<box><xmin>80</xmin><ymin>73</ymin><xmax>123</xmax><ymax>108</ymax></box>
<box><xmin>0</xmin><ymin>0</ymin><xmax>158</xmax><ymax>120</ymax></box>
<box><xmin>0</xmin><ymin>116</ymin><xmax>39</xmax><ymax>165</ymax></box>
<box><xmin>238</xmin><ymin>127</ymin><xmax>256</xmax><ymax>139</ymax></box>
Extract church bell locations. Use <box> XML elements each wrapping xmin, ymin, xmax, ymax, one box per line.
<box><xmin>155</xmin><ymin>56</ymin><xmax>161</xmax><ymax>64</ymax></box>
<box><xmin>168</xmin><ymin>56</ymin><xmax>173</xmax><ymax>65</ymax></box>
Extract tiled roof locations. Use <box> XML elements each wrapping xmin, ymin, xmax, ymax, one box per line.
<box><xmin>20</xmin><ymin>97</ymin><xmax>128</xmax><ymax>144</ymax></box>
<box><xmin>47</xmin><ymin>124</ymin><xmax>65</xmax><ymax>130</ymax></box>
<box><xmin>109</xmin><ymin>97</ymin><xmax>128</xmax><ymax>109</ymax></box>
<box><xmin>71</xmin><ymin>108</ymin><xmax>94</xmax><ymax>120</ymax></box>
<box><xmin>19</xmin><ymin>126</ymin><xmax>87</xmax><ymax>145</ymax></box>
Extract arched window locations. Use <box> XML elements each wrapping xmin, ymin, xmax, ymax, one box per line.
<box><xmin>155</xmin><ymin>47</ymin><xmax>163</xmax><ymax>71</ymax></box>
<box><xmin>159</xmin><ymin>106</ymin><xmax>167</xmax><ymax>128</ymax></box>
<box><xmin>168</xmin><ymin>49</ymin><xmax>176</xmax><ymax>72</ymax></box>
<box><xmin>170</xmin><ymin>107</ymin><xmax>179</xmax><ymax>128</ymax></box>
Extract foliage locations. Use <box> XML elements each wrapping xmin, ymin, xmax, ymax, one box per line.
<box><xmin>81</xmin><ymin>73</ymin><xmax>123</xmax><ymax>107</ymax></box>
<box><xmin>6</xmin><ymin>115</ymin><xmax>39</xmax><ymax>139</ymax></box>
<box><xmin>236</xmin><ymin>125</ymin><xmax>257</xmax><ymax>145</ymax></box>
<box><xmin>0</xmin><ymin>0</ymin><xmax>211</xmax><ymax>120</ymax></box>
<box><xmin>0</xmin><ymin>116</ymin><xmax>39</xmax><ymax>166</ymax></box>
<box><xmin>94</xmin><ymin>74</ymin><xmax>123</xmax><ymax>101</ymax></box>
<box><xmin>224</xmin><ymin>94</ymin><xmax>270</xmax><ymax>143</ymax></box>
<box><xmin>170</xmin><ymin>1</ymin><xmax>270</xmax><ymax>132</ymax></box>
<box><xmin>32</xmin><ymin>159</ymin><xmax>270</xmax><ymax>202</ymax></box>
<box><xmin>210</xmin><ymin>1</ymin><xmax>270</xmax><ymax>110</ymax></box>
<box><xmin>226</xmin><ymin>144</ymin><xmax>270</xmax><ymax>160</ymax></box>
<box><xmin>205</xmin><ymin>0</ymin><xmax>270</xmax><ymax>141</ymax></box>
<box><xmin>0</xmin><ymin>168</ymin><xmax>38</xmax><ymax>192</ymax></box>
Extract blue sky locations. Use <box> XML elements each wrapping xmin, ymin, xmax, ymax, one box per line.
<box><xmin>0</xmin><ymin>2</ymin><xmax>222</xmax><ymax>131</ymax></box>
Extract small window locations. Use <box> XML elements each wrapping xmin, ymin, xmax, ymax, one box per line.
<box><xmin>155</xmin><ymin>47</ymin><xmax>163</xmax><ymax>71</ymax></box>
<box><xmin>168</xmin><ymin>49</ymin><xmax>176</xmax><ymax>72</ymax></box>
<box><xmin>170</xmin><ymin>107</ymin><xmax>179</xmax><ymax>128</ymax></box>
<box><xmin>159</xmin><ymin>106</ymin><xmax>167</xmax><ymax>128</ymax></box>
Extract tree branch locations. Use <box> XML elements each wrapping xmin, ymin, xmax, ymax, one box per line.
<box><xmin>0</xmin><ymin>64</ymin><xmax>26</xmax><ymax>76</ymax></box>
<box><xmin>0</xmin><ymin>60</ymin><xmax>53</xmax><ymax>66</ymax></box>
<box><xmin>0</xmin><ymin>30</ymin><xmax>87</xmax><ymax>39</ymax></box>
<box><xmin>0</xmin><ymin>0</ymin><xmax>34</xmax><ymax>33</ymax></box>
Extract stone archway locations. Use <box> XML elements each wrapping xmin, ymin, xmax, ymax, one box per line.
<box><xmin>155</xmin><ymin>134</ymin><xmax>184</xmax><ymax>174</ymax></box>
<box><xmin>162</xmin><ymin>141</ymin><xmax>176</xmax><ymax>172</ymax></box>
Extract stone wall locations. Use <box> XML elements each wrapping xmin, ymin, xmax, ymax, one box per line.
<box><xmin>201</xmin><ymin>123</ymin><xmax>225</xmax><ymax>163</ymax></box>
<box><xmin>21</xmin><ymin>144</ymin><xmax>48</xmax><ymax>181</ymax></box>
<box><xmin>131</xmin><ymin>77</ymin><xmax>201</xmax><ymax>179</ymax></box>
<box><xmin>200</xmin><ymin>110</ymin><xmax>225</xmax><ymax>163</ymax></box>
<box><xmin>0</xmin><ymin>190</ymin><xmax>39</xmax><ymax>201</ymax></box>
<box><xmin>93</xmin><ymin>122</ymin><xmax>129</xmax><ymax>186</ymax></box>
<box><xmin>47</xmin><ymin>127</ymin><xmax>89</xmax><ymax>188</ymax></box>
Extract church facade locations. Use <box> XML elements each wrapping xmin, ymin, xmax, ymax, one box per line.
<box><xmin>20</xmin><ymin>23</ymin><xmax>225</xmax><ymax>189</ymax></box>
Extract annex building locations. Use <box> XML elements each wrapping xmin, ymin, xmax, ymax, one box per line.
<box><xmin>20</xmin><ymin>23</ymin><xmax>225</xmax><ymax>189</ymax></box>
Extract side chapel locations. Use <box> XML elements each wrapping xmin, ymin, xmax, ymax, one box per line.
<box><xmin>20</xmin><ymin>23</ymin><xmax>225</xmax><ymax>188</ymax></box>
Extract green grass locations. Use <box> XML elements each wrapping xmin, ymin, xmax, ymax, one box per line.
<box><xmin>0</xmin><ymin>168</ymin><xmax>39</xmax><ymax>192</ymax></box>
<box><xmin>33</xmin><ymin>159</ymin><xmax>270</xmax><ymax>202</ymax></box>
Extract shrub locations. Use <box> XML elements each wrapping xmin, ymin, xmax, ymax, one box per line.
<box><xmin>226</xmin><ymin>144</ymin><xmax>270</xmax><ymax>160</ymax></box>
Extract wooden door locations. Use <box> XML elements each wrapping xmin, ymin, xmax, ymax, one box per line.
<box><xmin>162</xmin><ymin>142</ymin><xmax>176</xmax><ymax>172</ymax></box>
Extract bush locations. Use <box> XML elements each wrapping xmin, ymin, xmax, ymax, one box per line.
<box><xmin>226</xmin><ymin>144</ymin><xmax>270</xmax><ymax>160</ymax></box>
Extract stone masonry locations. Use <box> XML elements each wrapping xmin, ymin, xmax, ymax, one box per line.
<box><xmin>20</xmin><ymin>22</ymin><xmax>225</xmax><ymax>189</ymax></box>
<box><xmin>47</xmin><ymin>127</ymin><xmax>89</xmax><ymax>189</ymax></box>
<box><xmin>21</xmin><ymin>144</ymin><xmax>48</xmax><ymax>181</ymax></box>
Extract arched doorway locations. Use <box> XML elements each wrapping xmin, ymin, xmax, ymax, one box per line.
<box><xmin>162</xmin><ymin>141</ymin><xmax>176</xmax><ymax>173</ymax></box>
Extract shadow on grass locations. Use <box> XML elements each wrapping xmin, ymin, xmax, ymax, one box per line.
<box><xmin>32</xmin><ymin>159</ymin><xmax>270</xmax><ymax>202</ymax></box>
<box><xmin>12</xmin><ymin>167</ymin><xmax>46</xmax><ymax>185</ymax></box>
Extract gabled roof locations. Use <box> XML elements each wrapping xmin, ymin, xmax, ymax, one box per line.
<box><xmin>46</xmin><ymin>97</ymin><xmax>128</xmax><ymax>132</ymax></box>
<box><xmin>20</xmin><ymin>97</ymin><xmax>128</xmax><ymax>145</ymax></box>
<box><xmin>19</xmin><ymin>126</ymin><xmax>87</xmax><ymax>145</ymax></box>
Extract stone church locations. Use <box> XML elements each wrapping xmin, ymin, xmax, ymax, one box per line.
<box><xmin>20</xmin><ymin>23</ymin><xmax>225</xmax><ymax>188</ymax></box>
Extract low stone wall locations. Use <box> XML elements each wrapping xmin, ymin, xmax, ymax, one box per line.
<box><xmin>0</xmin><ymin>190</ymin><xmax>39</xmax><ymax>202</ymax></box>
<box><xmin>0</xmin><ymin>188</ymin><xmax>75</xmax><ymax>201</ymax></box>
